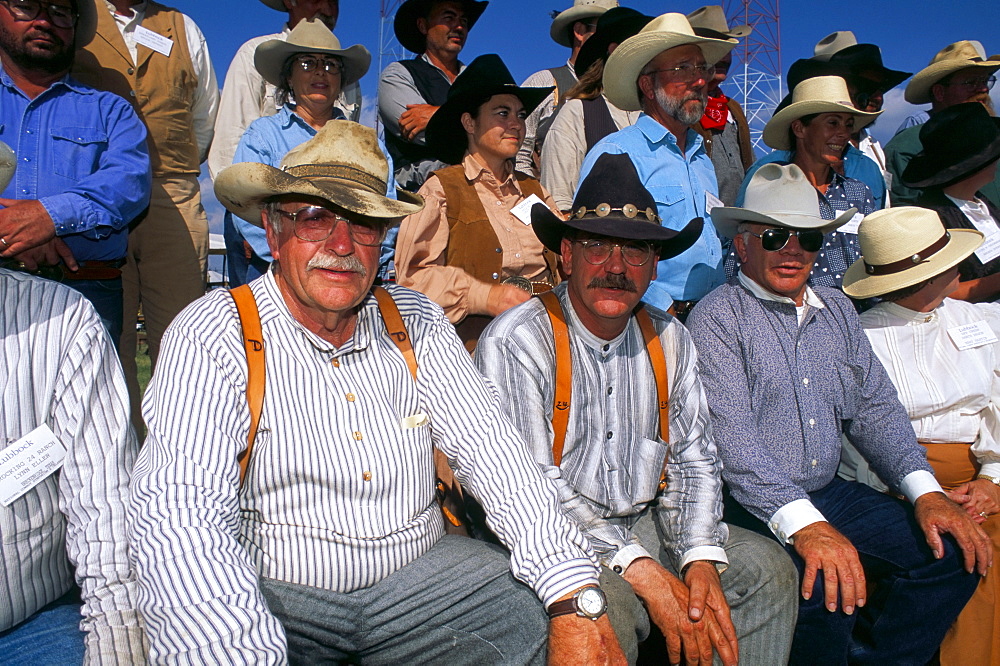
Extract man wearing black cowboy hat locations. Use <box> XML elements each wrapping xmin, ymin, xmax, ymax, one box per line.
<box><xmin>476</xmin><ymin>152</ymin><xmax>797</xmax><ymax>665</ymax></box>
<box><xmin>378</xmin><ymin>0</ymin><xmax>488</xmax><ymax>191</ymax></box>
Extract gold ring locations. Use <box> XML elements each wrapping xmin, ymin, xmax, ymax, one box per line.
<box><xmin>981</xmin><ymin>511</ymin><xmax>989</xmax><ymax>518</ymax></box>
<box><xmin>0</xmin><ymin>236</ymin><xmax>8</xmax><ymax>248</ymax></box>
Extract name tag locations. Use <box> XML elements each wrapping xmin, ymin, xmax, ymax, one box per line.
<box><xmin>511</xmin><ymin>194</ymin><xmax>545</xmax><ymax>226</ymax></box>
<box><xmin>401</xmin><ymin>413</ymin><xmax>429</xmax><ymax>429</ymax></box>
<box><xmin>134</xmin><ymin>25</ymin><xmax>173</xmax><ymax>57</ymax></box>
<box><xmin>838</xmin><ymin>213</ymin><xmax>864</xmax><ymax>235</ymax></box>
<box><xmin>0</xmin><ymin>425</ymin><xmax>67</xmax><ymax>507</ymax></box>
<box><xmin>948</xmin><ymin>320</ymin><xmax>999</xmax><ymax>351</ymax></box>
<box><xmin>705</xmin><ymin>191</ymin><xmax>724</xmax><ymax>213</ymax></box>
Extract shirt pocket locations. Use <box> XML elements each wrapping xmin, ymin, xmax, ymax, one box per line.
<box><xmin>50</xmin><ymin>127</ymin><xmax>109</xmax><ymax>182</ymax></box>
<box><xmin>630</xmin><ymin>436</ymin><xmax>670</xmax><ymax>505</ymax></box>
<box><xmin>646</xmin><ymin>185</ymin><xmax>686</xmax><ymax>215</ymax></box>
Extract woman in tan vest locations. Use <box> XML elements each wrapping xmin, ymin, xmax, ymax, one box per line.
<box><xmin>396</xmin><ymin>54</ymin><xmax>563</xmax><ymax>351</ymax></box>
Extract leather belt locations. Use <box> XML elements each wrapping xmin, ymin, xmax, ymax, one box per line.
<box><xmin>1</xmin><ymin>258</ymin><xmax>126</xmax><ymax>281</ymax></box>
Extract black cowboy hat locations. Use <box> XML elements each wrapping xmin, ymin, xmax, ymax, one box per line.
<box><xmin>573</xmin><ymin>7</ymin><xmax>653</xmax><ymax>78</ymax></box>
<box><xmin>393</xmin><ymin>0</ymin><xmax>489</xmax><ymax>54</ymax></box>
<box><xmin>902</xmin><ymin>102</ymin><xmax>1000</xmax><ymax>189</ymax></box>
<box><xmin>787</xmin><ymin>45</ymin><xmax>911</xmax><ymax>95</ymax></box>
<box><xmin>532</xmin><ymin>153</ymin><xmax>702</xmax><ymax>260</ymax></box>
<box><xmin>425</xmin><ymin>54</ymin><xmax>553</xmax><ymax>165</ymax></box>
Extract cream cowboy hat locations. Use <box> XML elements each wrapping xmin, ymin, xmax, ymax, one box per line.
<box><xmin>603</xmin><ymin>12</ymin><xmax>737</xmax><ymax>112</ymax></box>
<box><xmin>711</xmin><ymin>164</ymin><xmax>855</xmax><ymax>238</ymax></box>
<box><xmin>550</xmin><ymin>0</ymin><xmax>617</xmax><ymax>47</ymax></box>
<box><xmin>254</xmin><ymin>19</ymin><xmax>371</xmax><ymax>88</ymax></box>
<box><xmin>905</xmin><ymin>40</ymin><xmax>1000</xmax><ymax>105</ymax></box>
<box><xmin>762</xmin><ymin>76</ymin><xmax>880</xmax><ymax>151</ymax></box>
<box><xmin>0</xmin><ymin>141</ymin><xmax>14</xmax><ymax>193</ymax></box>
<box><xmin>214</xmin><ymin>121</ymin><xmax>424</xmax><ymax>226</ymax></box>
<box><xmin>813</xmin><ymin>31</ymin><xmax>857</xmax><ymax>61</ymax></box>
<box><xmin>686</xmin><ymin>6</ymin><xmax>751</xmax><ymax>40</ymax></box>
<box><xmin>842</xmin><ymin>207</ymin><xmax>983</xmax><ymax>299</ymax></box>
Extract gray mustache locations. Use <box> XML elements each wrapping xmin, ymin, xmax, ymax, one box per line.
<box><xmin>306</xmin><ymin>254</ymin><xmax>368</xmax><ymax>277</ymax></box>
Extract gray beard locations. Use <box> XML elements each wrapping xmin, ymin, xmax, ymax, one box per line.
<box><xmin>655</xmin><ymin>87</ymin><xmax>707</xmax><ymax>126</ymax></box>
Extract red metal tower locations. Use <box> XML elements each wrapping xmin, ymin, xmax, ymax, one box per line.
<box><xmin>724</xmin><ymin>0</ymin><xmax>783</xmax><ymax>153</ymax></box>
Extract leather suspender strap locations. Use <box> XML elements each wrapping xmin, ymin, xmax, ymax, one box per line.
<box><xmin>231</xmin><ymin>285</ymin><xmax>265</xmax><ymax>488</ymax></box>
<box><xmin>539</xmin><ymin>290</ymin><xmax>573</xmax><ymax>466</ymax></box>
<box><xmin>634</xmin><ymin>307</ymin><xmax>671</xmax><ymax>492</ymax></box>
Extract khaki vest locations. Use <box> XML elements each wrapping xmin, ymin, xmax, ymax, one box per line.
<box><xmin>73</xmin><ymin>1</ymin><xmax>199</xmax><ymax>176</ymax></box>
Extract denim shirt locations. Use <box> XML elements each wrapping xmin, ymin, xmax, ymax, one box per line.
<box><xmin>578</xmin><ymin>114</ymin><xmax>723</xmax><ymax>306</ymax></box>
<box><xmin>0</xmin><ymin>67</ymin><xmax>150</xmax><ymax>261</ymax></box>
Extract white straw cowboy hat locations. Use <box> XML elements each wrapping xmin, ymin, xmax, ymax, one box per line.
<box><xmin>550</xmin><ymin>0</ymin><xmax>617</xmax><ymax>47</ymax></box>
<box><xmin>0</xmin><ymin>141</ymin><xmax>14</xmax><ymax>193</ymax></box>
<box><xmin>813</xmin><ymin>31</ymin><xmax>857</xmax><ymax>61</ymax></box>
<box><xmin>906</xmin><ymin>40</ymin><xmax>1000</xmax><ymax>105</ymax></box>
<box><xmin>214</xmin><ymin>121</ymin><xmax>424</xmax><ymax>226</ymax></box>
<box><xmin>254</xmin><ymin>19</ymin><xmax>371</xmax><ymax>88</ymax></box>
<box><xmin>762</xmin><ymin>76</ymin><xmax>880</xmax><ymax>151</ymax></box>
<box><xmin>603</xmin><ymin>12</ymin><xmax>737</xmax><ymax>112</ymax></box>
<box><xmin>686</xmin><ymin>6</ymin><xmax>751</xmax><ymax>40</ymax></box>
<box><xmin>711</xmin><ymin>163</ymin><xmax>855</xmax><ymax>239</ymax></box>
<box><xmin>842</xmin><ymin>207</ymin><xmax>983</xmax><ymax>299</ymax></box>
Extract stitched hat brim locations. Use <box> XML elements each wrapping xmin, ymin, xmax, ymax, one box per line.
<box><xmin>711</xmin><ymin>206</ymin><xmax>856</xmax><ymax>239</ymax></box>
<box><xmin>905</xmin><ymin>57</ymin><xmax>1000</xmax><ymax>105</ymax></box>
<box><xmin>763</xmin><ymin>100</ymin><xmax>880</xmax><ymax>151</ymax></box>
<box><xmin>255</xmin><ymin>41</ymin><xmax>371</xmax><ymax>88</ymax></box>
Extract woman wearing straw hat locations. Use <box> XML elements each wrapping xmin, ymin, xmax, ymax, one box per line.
<box><xmin>842</xmin><ymin>206</ymin><xmax>1000</xmax><ymax>665</ymax></box>
<box><xmin>396</xmin><ymin>54</ymin><xmax>561</xmax><ymax>352</ymax></box>
<box><xmin>225</xmin><ymin>19</ymin><xmax>374</xmax><ymax>287</ymax></box>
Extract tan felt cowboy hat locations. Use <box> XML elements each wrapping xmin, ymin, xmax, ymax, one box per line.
<box><xmin>711</xmin><ymin>163</ymin><xmax>855</xmax><ymax>239</ymax></box>
<box><xmin>762</xmin><ymin>75</ymin><xmax>880</xmax><ymax>151</ymax></box>
<box><xmin>813</xmin><ymin>31</ymin><xmax>857</xmax><ymax>61</ymax></box>
<box><xmin>550</xmin><ymin>0</ymin><xmax>617</xmax><ymax>47</ymax></box>
<box><xmin>842</xmin><ymin>207</ymin><xmax>983</xmax><ymax>299</ymax></box>
<box><xmin>603</xmin><ymin>12</ymin><xmax>737</xmax><ymax>112</ymax></box>
<box><xmin>905</xmin><ymin>40</ymin><xmax>1000</xmax><ymax>105</ymax></box>
<box><xmin>254</xmin><ymin>19</ymin><xmax>371</xmax><ymax>88</ymax></box>
<box><xmin>686</xmin><ymin>6</ymin><xmax>751</xmax><ymax>40</ymax></box>
<box><xmin>214</xmin><ymin>121</ymin><xmax>424</xmax><ymax>226</ymax></box>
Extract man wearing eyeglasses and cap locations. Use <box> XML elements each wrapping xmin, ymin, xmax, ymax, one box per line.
<box><xmin>687</xmin><ymin>163</ymin><xmax>989</xmax><ymax>664</ymax></box>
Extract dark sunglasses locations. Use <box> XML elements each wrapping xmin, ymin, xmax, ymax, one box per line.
<box><xmin>746</xmin><ymin>227</ymin><xmax>824</xmax><ymax>253</ymax></box>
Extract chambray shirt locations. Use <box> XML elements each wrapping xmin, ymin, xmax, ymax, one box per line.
<box><xmin>0</xmin><ymin>67</ymin><xmax>150</xmax><ymax>261</ymax></box>
<box><xmin>578</xmin><ymin>114</ymin><xmax>723</xmax><ymax>306</ymax></box>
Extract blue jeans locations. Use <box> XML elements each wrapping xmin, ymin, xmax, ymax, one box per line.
<box><xmin>0</xmin><ymin>589</ymin><xmax>85</xmax><ymax>664</ymax></box>
<box><xmin>67</xmin><ymin>277</ymin><xmax>123</xmax><ymax>347</ymax></box>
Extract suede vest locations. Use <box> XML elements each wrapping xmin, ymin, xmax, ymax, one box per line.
<box><xmin>74</xmin><ymin>2</ymin><xmax>199</xmax><ymax>176</ymax></box>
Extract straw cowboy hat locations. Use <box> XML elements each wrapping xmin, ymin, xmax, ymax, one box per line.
<box><xmin>842</xmin><ymin>207</ymin><xmax>983</xmax><ymax>299</ymax></box>
<box><xmin>686</xmin><ymin>6</ymin><xmax>751</xmax><ymax>40</ymax></box>
<box><xmin>603</xmin><ymin>12</ymin><xmax>737</xmax><ymax>112</ymax></box>
<box><xmin>711</xmin><ymin>163</ymin><xmax>855</xmax><ymax>238</ymax></box>
<box><xmin>813</xmin><ymin>31</ymin><xmax>857</xmax><ymax>61</ymax></box>
<box><xmin>905</xmin><ymin>40</ymin><xmax>1000</xmax><ymax>105</ymax></box>
<box><xmin>902</xmin><ymin>102</ymin><xmax>1000</xmax><ymax>189</ymax></box>
<box><xmin>762</xmin><ymin>76</ymin><xmax>880</xmax><ymax>151</ymax></box>
<box><xmin>254</xmin><ymin>19</ymin><xmax>371</xmax><ymax>88</ymax></box>
<box><xmin>0</xmin><ymin>141</ymin><xmax>14</xmax><ymax>193</ymax></box>
<box><xmin>214</xmin><ymin>121</ymin><xmax>423</xmax><ymax>225</ymax></box>
<box><xmin>532</xmin><ymin>152</ymin><xmax>701</xmax><ymax>260</ymax></box>
<box><xmin>393</xmin><ymin>0</ymin><xmax>489</xmax><ymax>54</ymax></box>
<box><xmin>573</xmin><ymin>7</ymin><xmax>652</xmax><ymax>77</ymax></box>
<box><xmin>550</xmin><ymin>0</ymin><xmax>617</xmax><ymax>48</ymax></box>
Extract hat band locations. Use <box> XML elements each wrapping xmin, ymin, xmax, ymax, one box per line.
<box><xmin>863</xmin><ymin>231</ymin><xmax>951</xmax><ymax>276</ymax></box>
<box><xmin>573</xmin><ymin>203</ymin><xmax>660</xmax><ymax>223</ymax></box>
<box><xmin>284</xmin><ymin>164</ymin><xmax>386</xmax><ymax>195</ymax></box>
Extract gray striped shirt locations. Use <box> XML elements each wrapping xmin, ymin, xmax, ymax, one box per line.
<box><xmin>0</xmin><ymin>269</ymin><xmax>144</xmax><ymax>663</ymax></box>
<box><xmin>130</xmin><ymin>272</ymin><xmax>600</xmax><ymax>662</ymax></box>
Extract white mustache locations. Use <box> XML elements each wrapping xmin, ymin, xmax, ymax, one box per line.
<box><xmin>306</xmin><ymin>253</ymin><xmax>368</xmax><ymax>277</ymax></box>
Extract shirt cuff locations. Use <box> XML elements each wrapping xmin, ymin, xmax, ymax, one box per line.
<box><xmin>678</xmin><ymin>546</ymin><xmax>729</xmax><ymax>574</ymax></box>
<box><xmin>467</xmin><ymin>280</ymin><xmax>494</xmax><ymax>317</ymax></box>
<box><xmin>769</xmin><ymin>498</ymin><xmax>827</xmax><ymax>544</ymax></box>
<box><xmin>606</xmin><ymin>544</ymin><xmax>652</xmax><ymax>576</ymax></box>
<box><xmin>899</xmin><ymin>469</ymin><xmax>944</xmax><ymax>503</ymax></box>
<box><xmin>534</xmin><ymin>558</ymin><xmax>602</xmax><ymax>609</ymax></box>
<box><xmin>979</xmin><ymin>462</ymin><xmax>1000</xmax><ymax>479</ymax></box>
<box><xmin>41</xmin><ymin>193</ymin><xmax>94</xmax><ymax>238</ymax></box>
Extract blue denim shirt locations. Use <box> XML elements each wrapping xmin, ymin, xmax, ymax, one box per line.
<box><xmin>577</xmin><ymin>114</ymin><xmax>723</xmax><ymax>307</ymax></box>
<box><xmin>0</xmin><ymin>68</ymin><xmax>150</xmax><ymax>261</ymax></box>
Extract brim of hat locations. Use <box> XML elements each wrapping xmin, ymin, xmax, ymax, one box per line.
<box><xmin>905</xmin><ymin>57</ymin><xmax>1000</xmax><ymax>105</ymax></box>
<box><xmin>867</xmin><ymin>66</ymin><xmax>911</xmax><ymax>91</ymax></box>
<box><xmin>692</xmin><ymin>25</ymin><xmax>751</xmax><ymax>40</ymax></box>
<box><xmin>903</xmin><ymin>122</ymin><xmax>1000</xmax><ymax>188</ymax></box>
<box><xmin>531</xmin><ymin>203</ymin><xmax>703</xmax><ymax>260</ymax></box>
<box><xmin>255</xmin><ymin>41</ymin><xmax>371</xmax><ymax>88</ymax></box>
<box><xmin>425</xmin><ymin>84</ymin><xmax>554</xmax><ymax>164</ymax></box>
<box><xmin>259</xmin><ymin>0</ymin><xmax>285</xmax><ymax>10</ymax></box>
<box><xmin>75</xmin><ymin>0</ymin><xmax>97</xmax><ymax>47</ymax></box>
<box><xmin>711</xmin><ymin>206</ymin><xmax>856</xmax><ymax>239</ymax></box>
<box><xmin>394</xmin><ymin>0</ymin><xmax>488</xmax><ymax>54</ymax></box>
<box><xmin>574</xmin><ymin>14</ymin><xmax>653</xmax><ymax>77</ymax></box>
<box><xmin>550</xmin><ymin>6</ymin><xmax>609</xmax><ymax>47</ymax></box>
<box><xmin>762</xmin><ymin>100</ymin><xmax>880</xmax><ymax>151</ymax></box>
<box><xmin>604</xmin><ymin>32</ymin><xmax>738</xmax><ymax>111</ymax></box>
<box><xmin>842</xmin><ymin>228</ymin><xmax>984</xmax><ymax>299</ymax></box>
<box><xmin>0</xmin><ymin>141</ymin><xmax>14</xmax><ymax>193</ymax></box>
<box><xmin>214</xmin><ymin>162</ymin><xmax>424</xmax><ymax>227</ymax></box>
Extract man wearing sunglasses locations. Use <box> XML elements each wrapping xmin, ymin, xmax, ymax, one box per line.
<box><xmin>688</xmin><ymin>163</ymin><xmax>989</xmax><ymax>664</ymax></box>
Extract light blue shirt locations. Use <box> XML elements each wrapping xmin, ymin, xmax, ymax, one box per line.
<box><xmin>577</xmin><ymin>114</ymin><xmax>723</xmax><ymax>306</ymax></box>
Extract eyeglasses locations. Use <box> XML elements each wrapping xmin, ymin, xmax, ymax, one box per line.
<box><xmin>294</xmin><ymin>56</ymin><xmax>343</xmax><ymax>75</ymax></box>
<box><xmin>1</xmin><ymin>0</ymin><xmax>77</xmax><ymax>29</ymax></box>
<box><xmin>277</xmin><ymin>206</ymin><xmax>384</xmax><ymax>246</ymax></box>
<box><xmin>745</xmin><ymin>227</ymin><xmax>824</xmax><ymax>253</ymax></box>
<box><xmin>643</xmin><ymin>63</ymin><xmax>716</xmax><ymax>83</ymax></box>
<box><xmin>943</xmin><ymin>75</ymin><xmax>996</xmax><ymax>90</ymax></box>
<box><xmin>574</xmin><ymin>239</ymin><xmax>655</xmax><ymax>267</ymax></box>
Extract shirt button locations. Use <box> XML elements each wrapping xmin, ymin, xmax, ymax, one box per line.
<box><xmin>332</xmin><ymin>358</ymin><xmax>340</xmax><ymax>367</ymax></box>
<box><xmin>492</xmin><ymin>272</ymin><xmax>499</xmax><ymax>279</ymax></box>
<box><xmin>515</xmin><ymin>253</ymin><xmax>521</xmax><ymax>258</ymax></box>
<box><xmin>362</xmin><ymin>471</ymin><xmax>372</xmax><ymax>481</ymax></box>
<box><xmin>353</xmin><ymin>431</ymin><xmax>363</xmax><ymax>440</ymax></box>
<box><xmin>127</xmin><ymin>67</ymin><xmax>134</xmax><ymax>75</ymax></box>
<box><xmin>346</xmin><ymin>393</ymin><xmax>355</xmax><ymax>402</ymax></box>
<box><xmin>808</xmin><ymin>418</ymin><xmax>815</xmax><ymax>426</ymax></box>
<box><xmin>22</xmin><ymin>157</ymin><xmax>28</xmax><ymax>162</ymax></box>
<box><xmin>606</xmin><ymin>431</ymin><xmax>613</xmax><ymax>439</ymax></box>
<box><xmin>607</xmin><ymin>386</ymin><xmax>613</xmax><ymax>395</ymax></box>
<box><xmin>602</xmin><ymin>344</ymin><xmax>609</xmax><ymax>352</ymax></box>
<box><xmin>613</xmin><ymin>565</ymin><xmax>623</xmax><ymax>574</ymax></box>
<box><xmin>24</xmin><ymin>129</ymin><xmax>30</xmax><ymax>134</ymax></box>
<box><xmin>811</xmin><ymin>459</ymin><xmax>818</xmax><ymax>466</ymax></box>
<box><xmin>802</xmin><ymin>377</ymin><xmax>809</xmax><ymax>385</ymax></box>
<box><xmin>129</xmin><ymin>90</ymin><xmax>136</xmax><ymax>97</ymax></box>
<box><xmin>770</xmin><ymin>521</ymin><xmax>778</xmax><ymax>530</ymax></box>
<box><xmin>495</xmin><ymin>248</ymin><xmax>501</xmax><ymax>253</ymax></box>
<box><xmin>496</xmin><ymin>201</ymin><xmax>502</xmax><ymax>206</ymax></box>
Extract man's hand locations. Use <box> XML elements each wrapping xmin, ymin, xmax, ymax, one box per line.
<box><xmin>13</xmin><ymin>237</ymin><xmax>77</xmax><ymax>272</ymax></box>
<box><xmin>486</xmin><ymin>283</ymin><xmax>531</xmax><ymax>316</ymax></box>
<box><xmin>0</xmin><ymin>198</ymin><xmax>57</xmax><ymax>256</ymax></box>
<box><xmin>914</xmin><ymin>491</ymin><xmax>992</xmax><ymax>575</ymax></box>
<box><xmin>684</xmin><ymin>561</ymin><xmax>738</xmax><ymax>662</ymax></box>
<box><xmin>791</xmin><ymin>521</ymin><xmax>866</xmax><ymax>614</ymax></box>
<box><xmin>949</xmin><ymin>479</ymin><xmax>1000</xmax><ymax>522</ymax></box>
<box><xmin>548</xmin><ymin>609</ymin><xmax>626</xmax><ymax>665</ymax></box>
<box><xmin>624</xmin><ymin>557</ymin><xmax>736</xmax><ymax>666</ymax></box>
<box><xmin>398</xmin><ymin>104</ymin><xmax>439</xmax><ymax>141</ymax></box>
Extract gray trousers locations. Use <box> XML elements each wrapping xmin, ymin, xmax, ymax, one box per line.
<box><xmin>259</xmin><ymin>535</ymin><xmax>547</xmax><ymax>665</ymax></box>
<box><xmin>601</xmin><ymin>513</ymin><xmax>798</xmax><ymax>665</ymax></box>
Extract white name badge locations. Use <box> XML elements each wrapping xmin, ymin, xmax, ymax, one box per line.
<box><xmin>948</xmin><ymin>320</ymin><xmax>999</xmax><ymax>351</ymax></box>
<box><xmin>134</xmin><ymin>25</ymin><xmax>173</xmax><ymax>57</ymax></box>
<box><xmin>705</xmin><ymin>191</ymin><xmax>724</xmax><ymax>213</ymax></box>
<box><xmin>838</xmin><ymin>213</ymin><xmax>864</xmax><ymax>236</ymax></box>
<box><xmin>511</xmin><ymin>193</ymin><xmax>545</xmax><ymax>226</ymax></box>
<box><xmin>0</xmin><ymin>425</ymin><xmax>67</xmax><ymax>507</ymax></box>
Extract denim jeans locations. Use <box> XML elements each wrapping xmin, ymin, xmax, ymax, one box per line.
<box><xmin>0</xmin><ymin>589</ymin><xmax>85</xmax><ymax>665</ymax></box>
<box><xmin>67</xmin><ymin>277</ymin><xmax>123</xmax><ymax>347</ymax></box>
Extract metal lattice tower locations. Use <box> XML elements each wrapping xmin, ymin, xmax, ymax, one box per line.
<box><xmin>724</xmin><ymin>0</ymin><xmax>783</xmax><ymax>152</ymax></box>
<box><xmin>377</xmin><ymin>1</ymin><xmax>408</xmax><ymax>134</ymax></box>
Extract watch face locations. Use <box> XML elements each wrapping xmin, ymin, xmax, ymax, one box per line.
<box><xmin>577</xmin><ymin>588</ymin><xmax>606</xmax><ymax>617</ymax></box>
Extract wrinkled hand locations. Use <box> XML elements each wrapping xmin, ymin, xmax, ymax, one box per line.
<box><xmin>915</xmin><ymin>491</ymin><xmax>992</xmax><ymax>575</ymax></box>
<box><xmin>243</xmin><ymin>240</ymin><xmax>253</xmax><ymax>261</ymax></box>
<box><xmin>624</xmin><ymin>558</ymin><xmax>736</xmax><ymax>666</ymax></box>
<box><xmin>0</xmin><ymin>198</ymin><xmax>57</xmax><ymax>257</ymax></box>
<box><xmin>548</xmin><ymin>612</ymin><xmax>626</xmax><ymax>666</ymax></box>
<box><xmin>949</xmin><ymin>479</ymin><xmax>1000</xmax><ymax>522</ymax></box>
<box><xmin>684</xmin><ymin>561</ymin><xmax>738</xmax><ymax>663</ymax></box>
<box><xmin>486</xmin><ymin>283</ymin><xmax>531</xmax><ymax>316</ymax></box>
<box><xmin>399</xmin><ymin>104</ymin><xmax>439</xmax><ymax>141</ymax></box>
<box><xmin>13</xmin><ymin>237</ymin><xmax>77</xmax><ymax>271</ymax></box>
<box><xmin>792</xmin><ymin>521</ymin><xmax>866</xmax><ymax>614</ymax></box>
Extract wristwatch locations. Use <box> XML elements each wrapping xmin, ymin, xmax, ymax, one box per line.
<box><xmin>977</xmin><ymin>473</ymin><xmax>1000</xmax><ymax>486</ymax></box>
<box><xmin>547</xmin><ymin>586</ymin><xmax>608</xmax><ymax>621</ymax></box>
